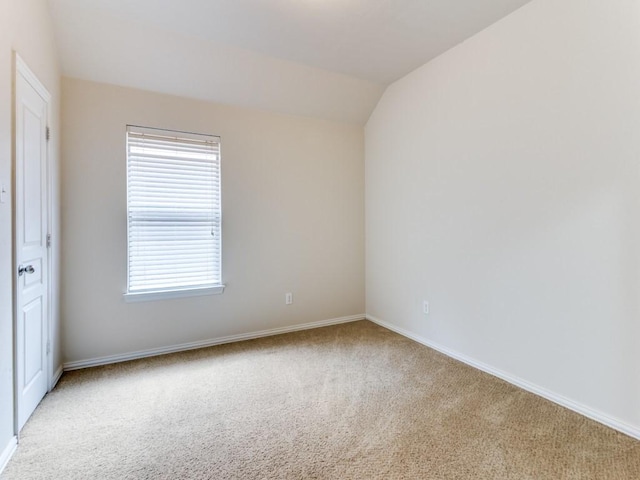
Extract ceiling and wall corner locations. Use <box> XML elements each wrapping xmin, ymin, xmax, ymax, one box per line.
<box><xmin>47</xmin><ymin>0</ymin><xmax>533</xmax><ymax>124</ymax></box>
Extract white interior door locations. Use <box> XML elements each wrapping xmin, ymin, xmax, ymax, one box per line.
<box><xmin>15</xmin><ymin>56</ymin><xmax>50</xmax><ymax>432</ymax></box>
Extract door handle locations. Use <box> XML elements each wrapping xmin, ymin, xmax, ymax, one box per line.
<box><xmin>18</xmin><ymin>264</ymin><xmax>35</xmax><ymax>276</ymax></box>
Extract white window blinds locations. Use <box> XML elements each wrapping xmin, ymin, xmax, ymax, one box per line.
<box><xmin>126</xmin><ymin>125</ymin><xmax>222</xmax><ymax>295</ymax></box>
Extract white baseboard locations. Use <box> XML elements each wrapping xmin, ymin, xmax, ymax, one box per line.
<box><xmin>0</xmin><ymin>436</ymin><xmax>17</xmax><ymax>475</ymax></box>
<box><xmin>50</xmin><ymin>365</ymin><xmax>63</xmax><ymax>391</ymax></box>
<box><xmin>64</xmin><ymin>314</ymin><xmax>365</xmax><ymax>371</ymax></box>
<box><xmin>366</xmin><ymin>314</ymin><xmax>640</xmax><ymax>441</ymax></box>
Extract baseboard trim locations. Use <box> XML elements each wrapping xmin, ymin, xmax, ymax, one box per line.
<box><xmin>64</xmin><ymin>314</ymin><xmax>365</xmax><ymax>371</ymax></box>
<box><xmin>0</xmin><ymin>436</ymin><xmax>17</xmax><ymax>475</ymax></box>
<box><xmin>366</xmin><ymin>314</ymin><xmax>640</xmax><ymax>441</ymax></box>
<box><xmin>50</xmin><ymin>365</ymin><xmax>63</xmax><ymax>391</ymax></box>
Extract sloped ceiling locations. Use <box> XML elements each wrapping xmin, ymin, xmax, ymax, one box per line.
<box><xmin>48</xmin><ymin>0</ymin><xmax>532</xmax><ymax>124</ymax></box>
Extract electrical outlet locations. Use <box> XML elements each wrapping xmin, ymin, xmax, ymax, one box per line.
<box><xmin>285</xmin><ymin>292</ymin><xmax>293</xmax><ymax>305</ymax></box>
<box><xmin>423</xmin><ymin>301</ymin><xmax>429</xmax><ymax>315</ymax></box>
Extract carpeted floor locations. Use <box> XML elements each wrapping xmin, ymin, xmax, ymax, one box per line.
<box><xmin>2</xmin><ymin>320</ymin><xmax>640</xmax><ymax>479</ymax></box>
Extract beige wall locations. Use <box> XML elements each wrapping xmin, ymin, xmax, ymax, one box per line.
<box><xmin>0</xmin><ymin>0</ymin><xmax>61</xmax><ymax>457</ymax></box>
<box><xmin>61</xmin><ymin>78</ymin><xmax>365</xmax><ymax>363</ymax></box>
<box><xmin>366</xmin><ymin>0</ymin><xmax>640</xmax><ymax>432</ymax></box>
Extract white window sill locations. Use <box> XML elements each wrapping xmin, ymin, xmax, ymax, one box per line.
<box><xmin>123</xmin><ymin>285</ymin><xmax>225</xmax><ymax>303</ymax></box>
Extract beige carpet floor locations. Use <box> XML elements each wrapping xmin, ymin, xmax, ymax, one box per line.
<box><xmin>2</xmin><ymin>320</ymin><xmax>640</xmax><ymax>479</ymax></box>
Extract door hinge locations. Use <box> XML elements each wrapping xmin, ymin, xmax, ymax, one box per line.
<box><xmin>46</xmin><ymin>234</ymin><xmax>51</xmax><ymax>248</ymax></box>
<box><xmin>46</xmin><ymin>126</ymin><xmax>50</xmax><ymax>141</ymax></box>
<box><xmin>46</xmin><ymin>341</ymin><xmax>50</xmax><ymax>355</ymax></box>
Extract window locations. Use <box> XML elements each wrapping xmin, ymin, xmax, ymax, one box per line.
<box><xmin>125</xmin><ymin>125</ymin><xmax>223</xmax><ymax>301</ymax></box>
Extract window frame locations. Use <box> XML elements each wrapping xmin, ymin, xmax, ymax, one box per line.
<box><xmin>123</xmin><ymin>125</ymin><xmax>224</xmax><ymax>302</ymax></box>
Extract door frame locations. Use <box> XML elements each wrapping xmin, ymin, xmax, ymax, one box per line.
<box><xmin>12</xmin><ymin>52</ymin><xmax>53</xmax><ymax>436</ymax></box>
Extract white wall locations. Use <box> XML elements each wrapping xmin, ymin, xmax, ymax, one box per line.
<box><xmin>0</xmin><ymin>0</ymin><xmax>61</xmax><ymax>462</ymax></box>
<box><xmin>366</xmin><ymin>0</ymin><xmax>640</xmax><ymax>432</ymax></box>
<box><xmin>61</xmin><ymin>78</ymin><xmax>365</xmax><ymax>363</ymax></box>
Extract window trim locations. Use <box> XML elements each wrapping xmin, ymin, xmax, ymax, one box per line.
<box><xmin>124</xmin><ymin>125</ymin><xmax>224</xmax><ymax>301</ymax></box>
<box><xmin>123</xmin><ymin>285</ymin><xmax>225</xmax><ymax>303</ymax></box>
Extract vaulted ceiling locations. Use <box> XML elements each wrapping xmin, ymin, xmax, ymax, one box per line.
<box><xmin>48</xmin><ymin>0</ymin><xmax>533</xmax><ymax>123</ymax></box>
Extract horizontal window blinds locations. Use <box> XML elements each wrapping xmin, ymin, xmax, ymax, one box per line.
<box><xmin>127</xmin><ymin>126</ymin><xmax>222</xmax><ymax>293</ymax></box>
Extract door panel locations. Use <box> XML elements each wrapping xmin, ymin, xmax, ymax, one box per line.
<box><xmin>23</xmin><ymin>108</ymin><xmax>43</xmax><ymax>245</ymax></box>
<box><xmin>23</xmin><ymin>298</ymin><xmax>43</xmax><ymax>389</ymax></box>
<box><xmin>15</xmin><ymin>58</ymin><xmax>49</xmax><ymax>432</ymax></box>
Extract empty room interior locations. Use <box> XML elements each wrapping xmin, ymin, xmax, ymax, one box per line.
<box><xmin>2</xmin><ymin>0</ymin><xmax>640</xmax><ymax>478</ymax></box>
